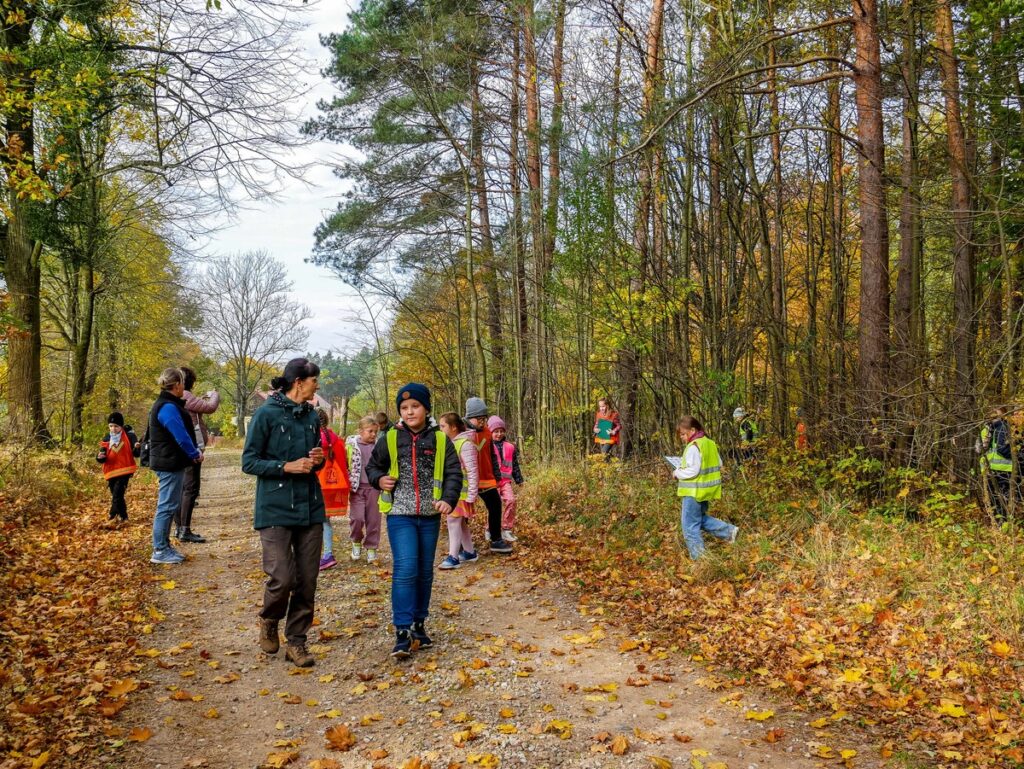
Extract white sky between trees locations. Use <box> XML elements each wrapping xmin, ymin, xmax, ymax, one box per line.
<box><xmin>204</xmin><ymin>0</ymin><xmax>367</xmax><ymax>356</ymax></box>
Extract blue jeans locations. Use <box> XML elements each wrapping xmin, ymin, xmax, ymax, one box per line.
<box><xmin>681</xmin><ymin>497</ymin><xmax>735</xmax><ymax>559</ymax></box>
<box><xmin>387</xmin><ymin>514</ymin><xmax>441</xmax><ymax>629</ymax></box>
<box><xmin>153</xmin><ymin>469</ymin><xmax>185</xmax><ymax>551</ymax></box>
<box><xmin>322</xmin><ymin>519</ymin><xmax>334</xmax><ymax>557</ymax></box>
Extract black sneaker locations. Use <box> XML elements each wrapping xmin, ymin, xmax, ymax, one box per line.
<box><xmin>412</xmin><ymin>621</ymin><xmax>433</xmax><ymax>649</ymax></box>
<box><xmin>489</xmin><ymin>539</ymin><xmax>513</xmax><ymax>554</ymax></box>
<box><xmin>181</xmin><ymin>530</ymin><xmax>207</xmax><ymax>543</ymax></box>
<box><xmin>391</xmin><ymin>629</ymin><xmax>412</xmax><ymax>658</ymax></box>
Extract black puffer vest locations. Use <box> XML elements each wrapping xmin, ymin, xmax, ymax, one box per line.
<box><xmin>147</xmin><ymin>390</ymin><xmax>197</xmax><ymax>472</ymax></box>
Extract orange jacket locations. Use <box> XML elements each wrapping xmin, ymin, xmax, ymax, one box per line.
<box><xmin>98</xmin><ymin>437</ymin><xmax>137</xmax><ymax>480</ymax></box>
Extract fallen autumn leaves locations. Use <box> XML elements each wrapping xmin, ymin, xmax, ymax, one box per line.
<box><xmin>519</xmin><ymin>460</ymin><xmax>1024</xmax><ymax>767</ymax></box>
<box><xmin>0</xmin><ymin>474</ymin><xmax>157</xmax><ymax>768</ymax></box>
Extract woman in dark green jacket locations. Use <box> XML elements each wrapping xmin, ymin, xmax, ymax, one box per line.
<box><xmin>242</xmin><ymin>358</ymin><xmax>325</xmax><ymax>668</ymax></box>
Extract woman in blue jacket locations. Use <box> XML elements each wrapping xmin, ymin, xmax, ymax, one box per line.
<box><xmin>242</xmin><ymin>358</ymin><xmax>325</xmax><ymax>668</ymax></box>
<box><xmin>147</xmin><ymin>368</ymin><xmax>203</xmax><ymax>565</ymax></box>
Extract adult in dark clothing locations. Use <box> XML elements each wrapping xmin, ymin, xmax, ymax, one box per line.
<box><xmin>366</xmin><ymin>383</ymin><xmax>462</xmax><ymax>658</ymax></box>
<box><xmin>148</xmin><ymin>368</ymin><xmax>203</xmax><ymax>564</ymax></box>
<box><xmin>242</xmin><ymin>358</ymin><xmax>326</xmax><ymax>668</ymax></box>
<box><xmin>978</xmin><ymin>406</ymin><xmax>1015</xmax><ymax>522</ymax></box>
<box><xmin>175</xmin><ymin>366</ymin><xmax>221</xmax><ymax>544</ymax></box>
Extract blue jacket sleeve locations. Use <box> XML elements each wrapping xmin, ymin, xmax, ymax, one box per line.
<box><xmin>241</xmin><ymin>409</ymin><xmax>286</xmax><ymax>478</ymax></box>
<box><xmin>158</xmin><ymin>404</ymin><xmax>201</xmax><ymax>461</ymax></box>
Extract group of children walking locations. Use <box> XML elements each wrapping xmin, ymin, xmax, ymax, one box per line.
<box><xmin>120</xmin><ymin>357</ymin><xmax>734</xmax><ymax>663</ymax></box>
<box><xmin>310</xmin><ymin>395</ymin><xmax>525</xmax><ymax>586</ymax></box>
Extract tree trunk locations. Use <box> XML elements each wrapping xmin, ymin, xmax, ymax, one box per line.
<box><xmin>936</xmin><ymin>0</ymin><xmax>976</xmax><ymax>475</ymax></box>
<box><xmin>825</xmin><ymin>21</ymin><xmax>848</xmax><ymax>417</ymax></box>
<box><xmin>2</xmin><ymin>7</ymin><xmax>50</xmax><ymax>442</ymax></box>
<box><xmin>508</xmin><ymin>19</ymin><xmax>529</xmax><ymax>434</ymax></box>
<box><xmin>617</xmin><ymin>0</ymin><xmax>665</xmax><ymax>458</ymax></box>
<box><xmin>851</xmin><ymin>0</ymin><xmax>890</xmax><ymax>444</ymax></box>
<box><xmin>522</xmin><ymin>0</ymin><xmax>547</xmax><ymax>447</ymax></box>
<box><xmin>70</xmin><ymin>261</ymin><xmax>98</xmax><ymax>445</ymax></box>
<box><xmin>892</xmin><ymin>0</ymin><xmax>922</xmax><ymax>456</ymax></box>
<box><xmin>471</xmin><ymin>61</ymin><xmax>503</xmax><ymax>408</ymax></box>
<box><xmin>542</xmin><ymin>0</ymin><xmax>564</xmax><ymax>271</ymax></box>
<box><xmin>767</xmin><ymin>0</ymin><xmax>789</xmax><ymax>436</ymax></box>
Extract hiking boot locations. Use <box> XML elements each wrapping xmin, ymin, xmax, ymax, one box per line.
<box><xmin>438</xmin><ymin>555</ymin><xmax>461</xmax><ymax>570</ymax></box>
<box><xmin>391</xmin><ymin>629</ymin><xmax>412</xmax><ymax>659</ymax></box>
<box><xmin>412</xmin><ymin>621</ymin><xmax>433</xmax><ymax>649</ymax></box>
<box><xmin>259</xmin><ymin>619</ymin><xmax>280</xmax><ymax>654</ymax></box>
<box><xmin>319</xmin><ymin>554</ymin><xmax>337</xmax><ymax>571</ymax></box>
<box><xmin>285</xmin><ymin>642</ymin><xmax>314</xmax><ymax>668</ymax></box>
<box><xmin>489</xmin><ymin>539</ymin><xmax>513</xmax><ymax>554</ymax></box>
<box><xmin>181</xmin><ymin>530</ymin><xmax>207</xmax><ymax>543</ymax></box>
<box><xmin>365</xmin><ymin>548</ymin><xmax>377</xmax><ymax>563</ymax></box>
<box><xmin>350</xmin><ymin>542</ymin><xmax>362</xmax><ymax>561</ymax></box>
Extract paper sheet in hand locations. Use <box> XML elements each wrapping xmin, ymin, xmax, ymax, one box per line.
<box><xmin>664</xmin><ymin>456</ymin><xmax>682</xmax><ymax>469</ymax></box>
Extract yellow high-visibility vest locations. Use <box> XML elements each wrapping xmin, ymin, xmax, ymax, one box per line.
<box><xmin>677</xmin><ymin>436</ymin><xmax>723</xmax><ymax>502</ymax></box>
<box><xmin>378</xmin><ymin>428</ymin><xmax>448</xmax><ymax>513</ymax></box>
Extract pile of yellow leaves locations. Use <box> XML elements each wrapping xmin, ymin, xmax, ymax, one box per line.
<box><xmin>0</xmin><ymin>481</ymin><xmax>155</xmax><ymax>767</ymax></box>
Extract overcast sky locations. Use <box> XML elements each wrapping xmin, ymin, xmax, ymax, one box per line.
<box><xmin>202</xmin><ymin>0</ymin><xmax>367</xmax><ymax>355</ymax></box>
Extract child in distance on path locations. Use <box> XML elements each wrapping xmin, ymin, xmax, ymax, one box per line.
<box><xmin>488</xmin><ymin>416</ymin><xmax>523</xmax><ymax>542</ymax></box>
<box><xmin>437</xmin><ymin>412</ymin><xmax>479</xmax><ymax>570</ymax></box>
<box><xmin>366</xmin><ymin>383</ymin><xmax>462</xmax><ymax>658</ymax></box>
<box><xmin>97</xmin><ymin>412</ymin><xmax>139</xmax><ymax>522</ymax></box>
<box><xmin>464</xmin><ymin>397</ymin><xmax>512</xmax><ymax>554</ymax></box>
<box><xmin>317</xmin><ymin>408</ymin><xmax>351</xmax><ymax>571</ymax></box>
<box><xmin>673</xmin><ymin>415</ymin><xmax>739</xmax><ymax>559</ymax></box>
<box><xmin>346</xmin><ymin>415</ymin><xmax>381</xmax><ymax>563</ymax></box>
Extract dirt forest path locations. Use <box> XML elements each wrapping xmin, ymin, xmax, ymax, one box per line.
<box><xmin>125</xmin><ymin>449</ymin><xmax>875</xmax><ymax>769</ymax></box>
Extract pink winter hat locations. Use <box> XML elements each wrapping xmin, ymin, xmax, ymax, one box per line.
<box><xmin>487</xmin><ymin>415</ymin><xmax>506</xmax><ymax>432</ymax></box>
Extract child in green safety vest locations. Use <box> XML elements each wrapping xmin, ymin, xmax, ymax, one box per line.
<box><xmin>977</xmin><ymin>406</ymin><xmax>1015</xmax><ymax>522</ymax></box>
<box><xmin>365</xmin><ymin>383</ymin><xmax>463</xmax><ymax>658</ymax></box>
<box><xmin>674</xmin><ymin>416</ymin><xmax>739</xmax><ymax>559</ymax></box>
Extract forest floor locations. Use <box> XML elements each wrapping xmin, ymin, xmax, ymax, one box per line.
<box><xmin>114</xmin><ymin>449</ymin><xmax>880</xmax><ymax>769</ymax></box>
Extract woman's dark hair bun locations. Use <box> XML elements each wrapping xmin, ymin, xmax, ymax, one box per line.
<box><xmin>271</xmin><ymin>358</ymin><xmax>321</xmax><ymax>392</ymax></box>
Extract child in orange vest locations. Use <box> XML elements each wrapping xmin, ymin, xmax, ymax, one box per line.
<box><xmin>488</xmin><ymin>416</ymin><xmax>523</xmax><ymax>542</ymax></box>
<box><xmin>97</xmin><ymin>412</ymin><xmax>139</xmax><ymax>522</ymax></box>
<box><xmin>316</xmin><ymin>408</ymin><xmax>351</xmax><ymax>570</ymax></box>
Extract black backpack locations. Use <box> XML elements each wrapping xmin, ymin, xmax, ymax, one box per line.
<box><xmin>138</xmin><ymin>426</ymin><xmax>151</xmax><ymax>466</ymax></box>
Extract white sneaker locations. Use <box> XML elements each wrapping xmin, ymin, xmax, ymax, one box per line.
<box><xmin>728</xmin><ymin>526</ymin><xmax>739</xmax><ymax>544</ymax></box>
<box><xmin>501</xmin><ymin>530</ymin><xmax>517</xmax><ymax>542</ymax></box>
<box><xmin>351</xmin><ymin>542</ymin><xmax>362</xmax><ymax>561</ymax></box>
<box><xmin>365</xmin><ymin>548</ymin><xmax>377</xmax><ymax>563</ymax></box>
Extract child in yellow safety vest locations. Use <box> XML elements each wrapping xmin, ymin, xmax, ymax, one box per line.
<box><xmin>437</xmin><ymin>412</ymin><xmax>479</xmax><ymax>570</ymax></box>
<box><xmin>365</xmin><ymin>383</ymin><xmax>463</xmax><ymax>658</ymax></box>
<box><xmin>488</xmin><ymin>416</ymin><xmax>524</xmax><ymax>542</ymax></box>
<box><xmin>674</xmin><ymin>416</ymin><xmax>739</xmax><ymax>559</ymax></box>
